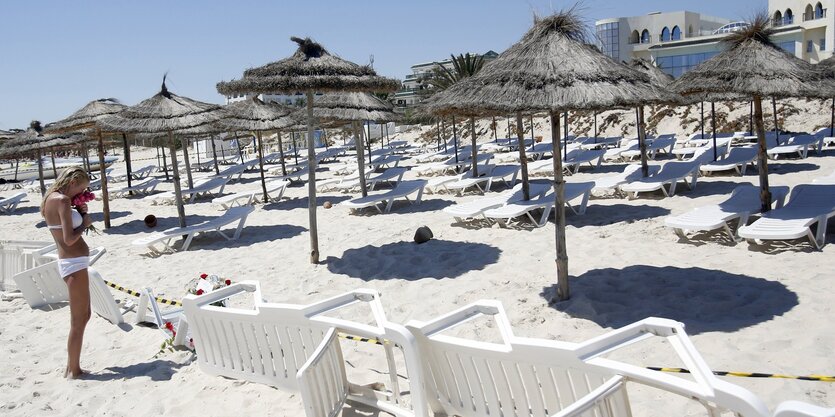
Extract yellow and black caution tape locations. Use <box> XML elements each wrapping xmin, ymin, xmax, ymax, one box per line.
<box><xmin>649</xmin><ymin>367</ymin><xmax>835</xmax><ymax>382</ymax></box>
<box><xmin>338</xmin><ymin>333</ymin><xmax>386</xmax><ymax>346</ymax></box>
<box><xmin>103</xmin><ymin>279</ymin><xmax>182</xmax><ymax>307</ymax></box>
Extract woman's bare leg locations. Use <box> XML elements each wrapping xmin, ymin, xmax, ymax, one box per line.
<box><xmin>65</xmin><ymin>269</ymin><xmax>91</xmax><ymax>379</ymax></box>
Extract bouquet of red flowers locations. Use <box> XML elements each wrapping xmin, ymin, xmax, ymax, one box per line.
<box><xmin>71</xmin><ymin>189</ymin><xmax>98</xmax><ymax>235</ymax></box>
<box><xmin>186</xmin><ymin>273</ymin><xmax>233</xmax><ymax>307</ymax></box>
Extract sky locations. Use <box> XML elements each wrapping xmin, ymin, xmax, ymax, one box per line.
<box><xmin>0</xmin><ymin>0</ymin><xmax>763</xmax><ymax>130</ymax></box>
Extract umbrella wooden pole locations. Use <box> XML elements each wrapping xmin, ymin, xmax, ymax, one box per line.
<box><xmin>36</xmin><ymin>149</ymin><xmax>45</xmax><ymax>196</ymax></box>
<box><xmin>276</xmin><ymin>131</ymin><xmax>287</xmax><ymax>176</ymax></box>
<box><xmin>452</xmin><ymin>116</ymin><xmax>459</xmax><ymax>164</ymax></box>
<box><xmin>515</xmin><ymin>113</ymin><xmax>530</xmax><ymax>201</ymax></box>
<box><xmin>749</xmin><ymin>101</ymin><xmax>754</xmax><ymax>135</ymax></box>
<box><xmin>530</xmin><ymin>115</ymin><xmax>536</xmax><ymax>151</ymax></box>
<box><xmin>441</xmin><ymin>120</ymin><xmax>447</xmax><ymax>152</ymax></box>
<box><xmin>161</xmin><ymin>145</ymin><xmax>170</xmax><ymax>181</ymax></box>
<box><xmin>469</xmin><ymin>117</ymin><xmax>478</xmax><ymax>178</ymax></box>
<box><xmin>711</xmin><ymin>102</ymin><xmax>718</xmax><ymax>161</ymax></box>
<box><xmin>210</xmin><ymin>136</ymin><xmax>220</xmax><ymax>175</ymax></box>
<box><xmin>492</xmin><ymin>116</ymin><xmax>498</xmax><ymax>142</ymax></box>
<box><xmin>637</xmin><ymin>106</ymin><xmax>649</xmax><ymax>178</ymax></box>
<box><xmin>753</xmin><ymin>96</ymin><xmax>773</xmax><ymax>212</ymax></box>
<box><xmin>49</xmin><ymin>150</ymin><xmax>58</xmax><ymax>178</ymax></box>
<box><xmin>167</xmin><ymin>133</ymin><xmax>187</xmax><ymax>228</ymax></box>
<box><xmin>255</xmin><ymin>131</ymin><xmax>268</xmax><ymax>202</ymax></box>
<box><xmin>96</xmin><ymin>128</ymin><xmax>111</xmax><ymax>229</ymax></box>
<box><xmin>506</xmin><ymin>116</ymin><xmax>511</xmax><ymax>140</ymax></box>
<box><xmin>550</xmin><ymin>111</ymin><xmax>569</xmax><ymax>301</ymax></box>
<box><xmin>563</xmin><ymin>112</ymin><xmax>569</xmax><ymax>160</ymax></box>
<box><xmin>180</xmin><ymin>137</ymin><xmax>194</xmax><ymax>189</ymax></box>
<box><xmin>354</xmin><ymin>121</ymin><xmax>368</xmax><ymax>197</ymax></box>
<box><xmin>436</xmin><ymin>121</ymin><xmax>442</xmax><ymax>151</ymax></box>
<box><xmin>593</xmin><ymin>112</ymin><xmax>598</xmax><ymax>138</ymax></box>
<box><xmin>366</xmin><ymin>121</ymin><xmax>373</xmax><ymax>165</ymax></box>
<box><xmin>772</xmin><ymin>97</ymin><xmax>780</xmax><ymax>145</ymax></box>
<box><xmin>196</xmin><ymin>140</ymin><xmax>202</xmax><ymax>167</ymax></box>
<box><xmin>700</xmin><ymin>102</ymin><xmax>705</xmax><ymax>139</ymax></box>
<box><xmin>122</xmin><ymin>133</ymin><xmax>133</xmax><ymax>191</ymax></box>
<box><xmin>234</xmin><ymin>132</ymin><xmax>245</xmax><ymax>164</ymax></box>
<box><xmin>323</xmin><ymin>129</ymin><xmax>329</xmax><ymax>150</ymax></box>
<box><xmin>292</xmin><ymin>132</ymin><xmax>299</xmax><ymax>166</ymax></box>
<box><xmin>830</xmin><ymin>98</ymin><xmax>834</xmax><ymax>137</ymax></box>
<box><xmin>305</xmin><ymin>91</ymin><xmax>320</xmax><ymax>264</ymax></box>
<box><xmin>14</xmin><ymin>159</ymin><xmax>19</xmax><ymax>181</ymax></box>
<box><xmin>155</xmin><ymin>146</ymin><xmax>161</xmax><ymax>170</ymax></box>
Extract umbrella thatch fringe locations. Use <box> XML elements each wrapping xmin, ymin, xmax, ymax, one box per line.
<box><xmin>217</xmin><ymin>37</ymin><xmax>400</xmax><ymax>95</ymax></box>
<box><xmin>46</xmin><ymin>99</ymin><xmax>126</xmax><ymax>134</ymax></box>
<box><xmin>220</xmin><ymin>97</ymin><xmax>297</xmax><ymax>131</ymax></box>
<box><xmin>306</xmin><ymin>92</ymin><xmax>400</xmax><ymax>122</ymax></box>
<box><xmin>100</xmin><ymin>77</ymin><xmax>225</xmax><ymax>134</ymax></box>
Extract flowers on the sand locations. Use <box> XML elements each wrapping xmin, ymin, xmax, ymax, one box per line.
<box><xmin>186</xmin><ymin>273</ymin><xmax>233</xmax><ymax>307</ymax></box>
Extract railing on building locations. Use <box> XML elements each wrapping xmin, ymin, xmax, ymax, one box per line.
<box><xmin>803</xmin><ymin>9</ymin><xmax>827</xmax><ymax>21</ymax></box>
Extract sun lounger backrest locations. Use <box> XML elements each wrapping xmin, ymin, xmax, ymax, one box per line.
<box><xmin>656</xmin><ymin>161</ymin><xmax>699</xmax><ymax>179</ymax></box>
<box><xmin>87</xmin><ymin>268</ymin><xmax>125</xmax><ymax>325</ymax></box>
<box><xmin>12</xmin><ymin>261</ymin><xmax>69</xmax><ymax>307</ymax></box>
<box><xmin>785</xmin><ymin>184</ymin><xmax>835</xmax><ymax>210</ymax></box>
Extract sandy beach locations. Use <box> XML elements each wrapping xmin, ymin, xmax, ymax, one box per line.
<box><xmin>2</xmin><ymin>105</ymin><xmax>835</xmax><ymax>416</ymax></box>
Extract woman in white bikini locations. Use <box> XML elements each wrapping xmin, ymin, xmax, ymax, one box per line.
<box><xmin>41</xmin><ymin>166</ymin><xmax>94</xmax><ymax>379</ymax></box>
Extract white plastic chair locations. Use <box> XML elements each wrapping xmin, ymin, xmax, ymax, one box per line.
<box><xmin>406</xmin><ymin>300</ymin><xmax>770</xmax><ymax>417</ymax></box>
<box><xmin>665</xmin><ymin>185</ymin><xmax>790</xmax><ymax>240</ymax></box>
<box><xmin>182</xmin><ymin>282</ymin><xmax>427</xmax><ymax>417</ymax></box>
<box><xmin>738</xmin><ymin>184</ymin><xmax>835</xmax><ymax>249</ymax></box>
<box><xmin>0</xmin><ymin>192</ymin><xmax>27</xmax><ymax>214</ymax></box>
<box><xmin>0</xmin><ymin>240</ymin><xmax>52</xmax><ymax>291</ymax></box>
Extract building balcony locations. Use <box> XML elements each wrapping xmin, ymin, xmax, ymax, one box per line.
<box><xmin>773</xmin><ymin>16</ymin><xmax>794</xmax><ymax>27</ymax></box>
<box><xmin>803</xmin><ymin>9</ymin><xmax>827</xmax><ymax>21</ymax></box>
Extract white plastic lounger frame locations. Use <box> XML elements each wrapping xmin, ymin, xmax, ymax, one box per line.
<box><xmin>619</xmin><ymin>161</ymin><xmax>701</xmax><ymax>199</ymax></box>
<box><xmin>483</xmin><ymin>182</ymin><xmax>595</xmax><ymax>227</ymax></box>
<box><xmin>13</xmin><ymin>262</ymin><xmax>129</xmax><ymax>325</ymax></box>
<box><xmin>700</xmin><ymin>146</ymin><xmax>758</xmax><ymax>176</ymax></box>
<box><xmin>0</xmin><ymin>192</ymin><xmax>27</xmax><ymax>214</ymax></box>
<box><xmin>665</xmin><ymin>185</ymin><xmax>790</xmax><ymax>241</ymax></box>
<box><xmin>592</xmin><ymin>165</ymin><xmax>661</xmax><ymax>196</ymax></box>
<box><xmin>212</xmin><ymin>180</ymin><xmax>290</xmax><ymax>209</ymax></box>
<box><xmin>766</xmin><ymin>135</ymin><xmax>824</xmax><ymax>159</ymax></box>
<box><xmin>132</xmin><ymin>206</ymin><xmax>254</xmax><ymax>253</ymax></box>
<box><xmin>342</xmin><ymin>180</ymin><xmax>427</xmax><ymax>214</ymax></box>
<box><xmin>182</xmin><ymin>282</ymin><xmax>427</xmax><ymax>417</ymax></box>
<box><xmin>443</xmin><ymin>183</ymin><xmax>550</xmax><ymax>222</ymax></box>
<box><xmin>0</xmin><ymin>240</ymin><xmax>52</xmax><ymax>291</ymax></box>
<box><xmin>406</xmin><ymin>301</ymin><xmax>769</xmax><ymax>417</ymax></box>
<box><xmin>107</xmin><ymin>178</ymin><xmax>161</xmax><ymax>199</ymax></box>
<box><xmin>737</xmin><ymin>184</ymin><xmax>835</xmax><ymax>249</ymax></box>
<box><xmin>135</xmin><ymin>288</ymin><xmax>189</xmax><ymax>347</ymax></box>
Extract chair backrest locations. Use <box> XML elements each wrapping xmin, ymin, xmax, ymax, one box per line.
<box><xmin>12</xmin><ymin>261</ymin><xmax>69</xmax><ymax>307</ymax></box>
<box><xmin>656</xmin><ymin>161</ymin><xmax>699</xmax><ymax>179</ymax></box>
<box><xmin>785</xmin><ymin>184</ymin><xmax>835</xmax><ymax>210</ymax></box>
<box><xmin>720</xmin><ymin>185</ymin><xmax>789</xmax><ymax>212</ymax></box>
<box><xmin>722</xmin><ymin>146</ymin><xmax>758</xmax><ymax>164</ymax></box>
<box><xmin>183</xmin><ymin>282</ymin><xmax>427</xmax><ymax>417</ymax></box>
<box><xmin>787</xmin><ymin>135</ymin><xmax>817</xmax><ymax>146</ymax></box>
<box><xmin>407</xmin><ymin>301</ymin><xmax>770</xmax><ymax>417</ymax></box>
<box><xmin>297</xmin><ymin>328</ymin><xmax>350</xmax><ymax>417</ymax></box>
<box><xmin>87</xmin><ymin>268</ymin><xmax>125</xmax><ymax>325</ymax></box>
<box><xmin>0</xmin><ymin>240</ymin><xmax>51</xmax><ymax>291</ymax></box>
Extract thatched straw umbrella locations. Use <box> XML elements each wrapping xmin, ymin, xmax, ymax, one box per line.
<box><xmin>671</xmin><ymin>13</ymin><xmax>835</xmax><ymax>212</ymax></box>
<box><xmin>99</xmin><ymin>77</ymin><xmax>225</xmax><ymax>228</ymax></box>
<box><xmin>307</xmin><ymin>91</ymin><xmax>399</xmax><ymax>197</ymax></box>
<box><xmin>219</xmin><ymin>97</ymin><xmax>296</xmax><ymax>201</ymax></box>
<box><xmin>817</xmin><ymin>55</ymin><xmax>835</xmax><ymax>136</ymax></box>
<box><xmin>427</xmin><ymin>10</ymin><xmax>678</xmax><ymax>301</ymax></box>
<box><xmin>217</xmin><ymin>37</ymin><xmax>399</xmax><ymax>264</ymax></box>
<box><xmin>46</xmin><ymin>98</ymin><xmax>126</xmax><ymax>228</ymax></box>
<box><xmin>0</xmin><ymin>129</ymin><xmax>85</xmax><ymax>192</ymax></box>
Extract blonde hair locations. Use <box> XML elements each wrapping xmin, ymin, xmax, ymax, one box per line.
<box><xmin>40</xmin><ymin>166</ymin><xmax>89</xmax><ymax>215</ymax></box>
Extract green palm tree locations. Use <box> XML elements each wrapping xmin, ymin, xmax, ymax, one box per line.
<box><xmin>426</xmin><ymin>53</ymin><xmax>487</xmax><ymax>176</ymax></box>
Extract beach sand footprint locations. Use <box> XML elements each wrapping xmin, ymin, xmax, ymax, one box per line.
<box><xmin>546</xmin><ymin>265</ymin><xmax>798</xmax><ymax>334</ymax></box>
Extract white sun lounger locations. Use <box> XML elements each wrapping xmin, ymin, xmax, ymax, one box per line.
<box><xmin>13</xmin><ymin>262</ymin><xmax>129</xmax><ymax>325</ymax></box>
<box><xmin>483</xmin><ymin>181</ymin><xmax>595</xmax><ymax>227</ymax></box>
<box><xmin>414</xmin><ymin>152</ymin><xmax>491</xmax><ymax>176</ymax></box>
<box><xmin>443</xmin><ymin>183</ymin><xmax>550</xmax><ymax>222</ymax></box>
<box><xmin>737</xmin><ymin>184</ymin><xmax>835</xmax><ymax>249</ymax></box>
<box><xmin>673</xmin><ymin>137</ymin><xmax>733</xmax><ymax>160</ymax></box>
<box><xmin>148</xmin><ymin>176</ymin><xmax>231</xmax><ymax>204</ymax></box>
<box><xmin>619</xmin><ymin>160</ymin><xmax>701</xmax><ymax>199</ymax></box>
<box><xmin>619</xmin><ymin>137</ymin><xmax>677</xmax><ymax>160</ymax></box>
<box><xmin>341</xmin><ymin>180</ymin><xmax>427</xmax><ymax>214</ymax></box>
<box><xmin>316</xmin><ymin>169</ymin><xmax>367</xmax><ymax>192</ymax></box>
<box><xmin>0</xmin><ymin>192</ymin><xmax>27</xmax><ymax>214</ymax></box>
<box><xmin>212</xmin><ymin>179</ymin><xmax>290</xmax><ymax>209</ymax></box>
<box><xmin>592</xmin><ymin>164</ymin><xmax>661</xmax><ymax>196</ymax></box>
<box><xmin>565</xmin><ymin>149</ymin><xmax>606</xmax><ymax>174</ymax></box>
<box><xmin>445</xmin><ymin>165</ymin><xmax>520</xmax><ymax>195</ymax></box>
<box><xmin>274</xmin><ymin>166</ymin><xmax>310</xmax><ymax>183</ymax></box>
<box><xmin>132</xmin><ymin>206</ymin><xmax>255</xmax><ymax>253</ymax></box>
<box><xmin>405</xmin><ymin>301</ymin><xmax>769</xmax><ymax>417</ymax></box>
<box><xmin>665</xmin><ymin>185</ymin><xmax>790</xmax><ymax>240</ymax></box>
<box><xmin>0</xmin><ymin>240</ymin><xmax>52</xmax><ymax>291</ymax></box>
<box><xmin>339</xmin><ymin>167</ymin><xmax>408</xmax><ymax>192</ymax></box>
<box><xmin>131</xmin><ymin>165</ymin><xmax>158</xmax><ymax>180</ymax></box>
<box><xmin>104</xmin><ymin>178</ymin><xmax>161</xmax><ymax>199</ymax></box>
<box><xmin>767</xmin><ymin>135</ymin><xmax>824</xmax><ymax>159</ymax></box>
<box><xmin>181</xmin><ymin>282</ymin><xmax>427</xmax><ymax>417</ymax></box>
<box><xmin>700</xmin><ymin>146</ymin><xmax>758</xmax><ymax>176</ymax></box>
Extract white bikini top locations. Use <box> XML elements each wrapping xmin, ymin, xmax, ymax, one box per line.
<box><xmin>47</xmin><ymin>210</ymin><xmax>83</xmax><ymax>230</ymax></box>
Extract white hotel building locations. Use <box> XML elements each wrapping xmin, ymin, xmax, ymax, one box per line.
<box><xmin>595</xmin><ymin>0</ymin><xmax>834</xmax><ymax>77</ymax></box>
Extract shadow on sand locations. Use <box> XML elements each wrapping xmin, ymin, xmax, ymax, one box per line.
<box><xmin>264</xmin><ymin>196</ymin><xmax>352</xmax><ymax>211</ymax></box>
<box><xmin>544</xmin><ymin>265</ymin><xmax>797</xmax><ymax>335</ymax></box>
<box><xmin>326</xmin><ymin>239</ymin><xmax>501</xmax><ymax>280</ymax></box>
<box><xmin>102</xmin><ymin>214</ymin><xmax>217</xmax><ymax>235</ymax></box>
<box><xmin>570</xmin><ymin>204</ymin><xmax>670</xmax><ymax>228</ymax></box>
<box><xmin>84</xmin><ymin>359</ymin><xmax>190</xmax><ymax>382</ymax></box>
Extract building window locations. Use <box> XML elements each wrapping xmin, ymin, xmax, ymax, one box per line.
<box><xmin>816</xmin><ymin>2</ymin><xmax>826</xmax><ymax>19</ymax></box>
<box><xmin>656</xmin><ymin>51</ymin><xmax>720</xmax><ymax>78</ymax></box>
<box><xmin>641</xmin><ymin>29</ymin><xmax>650</xmax><ymax>44</ymax></box>
<box><xmin>672</xmin><ymin>26</ymin><xmax>681</xmax><ymax>40</ymax></box>
<box><xmin>661</xmin><ymin>27</ymin><xmax>670</xmax><ymax>42</ymax></box>
<box><xmin>777</xmin><ymin>41</ymin><xmax>796</xmax><ymax>54</ymax></box>
<box><xmin>595</xmin><ymin>22</ymin><xmax>620</xmax><ymax>60</ymax></box>
<box><xmin>821</xmin><ymin>38</ymin><xmax>826</xmax><ymax>51</ymax></box>
<box><xmin>807</xmin><ymin>40</ymin><xmax>814</xmax><ymax>53</ymax></box>
<box><xmin>784</xmin><ymin>9</ymin><xmax>794</xmax><ymax>25</ymax></box>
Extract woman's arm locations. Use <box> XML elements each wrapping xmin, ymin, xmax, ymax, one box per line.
<box><xmin>55</xmin><ymin>197</ymin><xmax>85</xmax><ymax>246</ymax></box>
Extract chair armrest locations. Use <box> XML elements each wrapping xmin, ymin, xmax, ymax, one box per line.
<box><xmin>550</xmin><ymin>376</ymin><xmax>626</xmax><ymax>417</ymax></box>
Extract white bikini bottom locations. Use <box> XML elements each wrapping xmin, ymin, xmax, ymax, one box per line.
<box><xmin>57</xmin><ymin>257</ymin><xmax>89</xmax><ymax>279</ymax></box>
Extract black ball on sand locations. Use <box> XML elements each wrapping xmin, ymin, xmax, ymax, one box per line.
<box><xmin>144</xmin><ymin>215</ymin><xmax>157</xmax><ymax>228</ymax></box>
<box><xmin>414</xmin><ymin>226</ymin><xmax>433</xmax><ymax>244</ymax></box>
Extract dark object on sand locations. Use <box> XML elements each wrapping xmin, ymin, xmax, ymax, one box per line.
<box><xmin>414</xmin><ymin>226</ymin><xmax>433</xmax><ymax>244</ymax></box>
<box><xmin>144</xmin><ymin>214</ymin><xmax>157</xmax><ymax>228</ymax></box>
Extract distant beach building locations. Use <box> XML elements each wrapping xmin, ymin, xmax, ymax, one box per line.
<box><xmin>595</xmin><ymin>0</ymin><xmax>833</xmax><ymax>77</ymax></box>
<box><xmin>393</xmin><ymin>50</ymin><xmax>499</xmax><ymax>108</ymax></box>
<box><xmin>225</xmin><ymin>92</ymin><xmax>321</xmax><ymax>106</ymax></box>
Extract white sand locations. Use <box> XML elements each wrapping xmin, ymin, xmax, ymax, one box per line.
<box><xmin>2</xmin><ymin>104</ymin><xmax>835</xmax><ymax>416</ymax></box>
